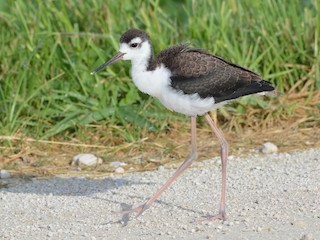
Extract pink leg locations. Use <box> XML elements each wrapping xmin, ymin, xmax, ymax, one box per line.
<box><xmin>114</xmin><ymin>116</ymin><xmax>198</xmax><ymax>217</ymax></box>
<box><xmin>204</xmin><ymin>113</ymin><xmax>228</xmax><ymax>221</ymax></box>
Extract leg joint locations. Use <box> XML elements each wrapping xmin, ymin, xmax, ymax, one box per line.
<box><xmin>220</xmin><ymin>139</ymin><xmax>228</xmax><ymax>152</ymax></box>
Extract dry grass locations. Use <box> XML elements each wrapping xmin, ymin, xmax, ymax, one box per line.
<box><xmin>1</xmin><ymin>89</ymin><xmax>319</xmax><ymax>177</ymax></box>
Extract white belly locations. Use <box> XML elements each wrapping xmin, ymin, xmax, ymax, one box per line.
<box><xmin>158</xmin><ymin>88</ymin><xmax>217</xmax><ymax>116</ymax></box>
<box><xmin>132</xmin><ymin>63</ymin><xmax>223</xmax><ymax>116</ymax></box>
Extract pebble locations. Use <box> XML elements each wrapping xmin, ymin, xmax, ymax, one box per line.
<box><xmin>157</xmin><ymin>166</ymin><xmax>165</xmax><ymax>171</ymax></box>
<box><xmin>71</xmin><ymin>154</ymin><xmax>102</xmax><ymax>166</ymax></box>
<box><xmin>110</xmin><ymin>161</ymin><xmax>127</xmax><ymax>168</ymax></box>
<box><xmin>261</xmin><ymin>142</ymin><xmax>278</xmax><ymax>154</ymax></box>
<box><xmin>227</xmin><ymin>221</ymin><xmax>234</xmax><ymax>226</ymax></box>
<box><xmin>301</xmin><ymin>233</ymin><xmax>314</xmax><ymax>240</ymax></box>
<box><xmin>304</xmin><ymin>141</ymin><xmax>313</xmax><ymax>145</ymax></box>
<box><xmin>216</xmin><ymin>225</ymin><xmax>223</xmax><ymax>231</ymax></box>
<box><xmin>115</xmin><ymin>167</ymin><xmax>125</xmax><ymax>174</ymax></box>
<box><xmin>0</xmin><ymin>169</ymin><xmax>11</xmax><ymax>179</ymax></box>
<box><xmin>291</xmin><ymin>220</ymin><xmax>307</xmax><ymax>228</ymax></box>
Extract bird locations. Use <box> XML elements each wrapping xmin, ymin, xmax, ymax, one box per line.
<box><xmin>91</xmin><ymin>29</ymin><xmax>275</xmax><ymax>221</ymax></box>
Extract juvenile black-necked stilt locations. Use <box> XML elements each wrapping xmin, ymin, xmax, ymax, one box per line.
<box><xmin>92</xmin><ymin>29</ymin><xmax>274</xmax><ymax>220</ymax></box>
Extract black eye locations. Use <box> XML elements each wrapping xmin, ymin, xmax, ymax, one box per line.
<box><xmin>130</xmin><ymin>43</ymin><xmax>138</xmax><ymax>48</ymax></box>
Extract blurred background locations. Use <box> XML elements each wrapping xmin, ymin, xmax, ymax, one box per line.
<box><xmin>0</xmin><ymin>0</ymin><xmax>319</xmax><ymax>175</ymax></box>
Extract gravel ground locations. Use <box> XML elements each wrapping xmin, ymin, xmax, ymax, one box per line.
<box><xmin>1</xmin><ymin>148</ymin><xmax>319</xmax><ymax>240</ymax></box>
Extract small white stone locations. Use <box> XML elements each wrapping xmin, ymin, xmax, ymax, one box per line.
<box><xmin>157</xmin><ymin>166</ymin><xmax>165</xmax><ymax>171</ymax></box>
<box><xmin>305</xmin><ymin>141</ymin><xmax>313</xmax><ymax>145</ymax></box>
<box><xmin>227</xmin><ymin>221</ymin><xmax>234</xmax><ymax>226</ymax></box>
<box><xmin>71</xmin><ymin>154</ymin><xmax>102</xmax><ymax>166</ymax></box>
<box><xmin>216</xmin><ymin>225</ymin><xmax>223</xmax><ymax>230</ymax></box>
<box><xmin>115</xmin><ymin>167</ymin><xmax>125</xmax><ymax>174</ymax></box>
<box><xmin>0</xmin><ymin>169</ymin><xmax>11</xmax><ymax>179</ymax></box>
<box><xmin>291</xmin><ymin>220</ymin><xmax>307</xmax><ymax>228</ymax></box>
<box><xmin>301</xmin><ymin>233</ymin><xmax>314</xmax><ymax>240</ymax></box>
<box><xmin>261</xmin><ymin>142</ymin><xmax>278</xmax><ymax>154</ymax></box>
<box><xmin>110</xmin><ymin>161</ymin><xmax>127</xmax><ymax>168</ymax></box>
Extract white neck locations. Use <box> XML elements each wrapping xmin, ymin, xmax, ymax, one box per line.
<box><xmin>131</xmin><ymin>59</ymin><xmax>171</xmax><ymax>98</ymax></box>
<box><xmin>131</xmin><ymin>56</ymin><xmax>150</xmax><ymax>72</ymax></box>
<box><xmin>120</xmin><ymin>41</ymin><xmax>171</xmax><ymax>98</ymax></box>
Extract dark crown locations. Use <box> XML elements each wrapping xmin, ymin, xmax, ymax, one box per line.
<box><xmin>120</xmin><ymin>29</ymin><xmax>150</xmax><ymax>44</ymax></box>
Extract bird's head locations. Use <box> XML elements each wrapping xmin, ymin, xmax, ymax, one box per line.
<box><xmin>91</xmin><ymin>29</ymin><xmax>152</xmax><ymax>75</ymax></box>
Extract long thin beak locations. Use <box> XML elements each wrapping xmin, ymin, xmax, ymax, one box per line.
<box><xmin>91</xmin><ymin>52</ymin><xmax>125</xmax><ymax>75</ymax></box>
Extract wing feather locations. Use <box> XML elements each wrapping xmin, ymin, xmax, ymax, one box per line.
<box><xmin>156</xmin><ymin>46</ymin><xmax>273</xmax><ymax>102</ymax></box>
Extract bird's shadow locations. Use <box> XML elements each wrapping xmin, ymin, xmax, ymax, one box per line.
<box><xmin>94</xmin><ymin>192</ymin><xmax>205</xmax><ymax>225</ymax></box>
<box><xmin>1</xmin><ymin>175</ymin><xmax>205</xmax><ymax>225</ymax></box>
<box><xmin>0</xmin><ymin>176</ymin><xmax>132</xmax><ymax>196</ymax></box>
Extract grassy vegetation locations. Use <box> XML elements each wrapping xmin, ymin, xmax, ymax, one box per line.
<box><xmin>0</xmin><ymin>0</ymin><xmax>319</xmax><ymax>168</ymax></box>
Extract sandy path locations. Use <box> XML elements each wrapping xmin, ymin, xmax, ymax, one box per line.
<box><xmin>1</xmin><ymin>149</ymin><xmax>319</xmax><ymax>239</ymax></box>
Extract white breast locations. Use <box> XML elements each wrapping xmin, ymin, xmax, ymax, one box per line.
<box><xmin>131</xmin><ymin>63</ymin><xmax>223</xmax><ymax>116</ymax></box>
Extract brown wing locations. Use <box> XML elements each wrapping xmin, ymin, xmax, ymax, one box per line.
<box><xmin>158</xmin><ymin>46</ymin><xmax>274</xmax><ymax>103</ymax></box>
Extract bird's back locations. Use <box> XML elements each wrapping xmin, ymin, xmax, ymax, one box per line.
<box><xmin>154</xmin><ymin>45</ymin><xmax>274</xmax><ymax>103</ymax></box>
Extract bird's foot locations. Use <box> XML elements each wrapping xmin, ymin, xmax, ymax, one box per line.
<box><xmin>198</xmin><ymin>210</ymin><xmax>227</xmax><ymax>222</ymax></box>
<box><xmin>112</xmin><ymin>203</ymin><xmax>149</xmax><ymax>218</ymax></box>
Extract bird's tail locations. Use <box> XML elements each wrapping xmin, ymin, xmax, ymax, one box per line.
<box><xmin>256</xmin><ymin>80</ymin><xmax>280</xmax><ymax>97</ymax></box>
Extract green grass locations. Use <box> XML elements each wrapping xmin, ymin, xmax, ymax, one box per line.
<box><xmin>0</xmin><ymin>0</ymin><xmax>319</xmax><ymax>144</ymax></box>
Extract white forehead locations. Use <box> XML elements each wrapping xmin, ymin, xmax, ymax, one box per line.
<box><xmin>129</xmin><ymin>37</ymin><xmax>142</xmax><ymax>44</ymax></box>
<box><xmin>119</xmin><ymin>37</ymin><xmax>143</xmax><ymax>52</ymax></box>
